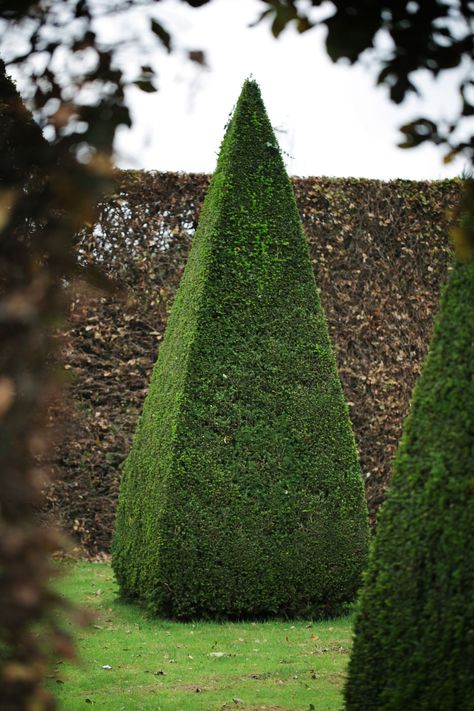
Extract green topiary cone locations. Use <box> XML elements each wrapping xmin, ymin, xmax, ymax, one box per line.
<box><xmin>112</xmin><ymin>80</ymin><xmax>369</xmax><ymax>619</ymax></box>
<box><xmin>345</xmin><ymin>260</ymin><xmax>474</xmax><ymax>710</ymax></box>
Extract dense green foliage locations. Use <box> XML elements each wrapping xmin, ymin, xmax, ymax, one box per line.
<box><xmin>345</xmin><ymin>260</ymin><xmax>474</xmax><ymax>710</ymax></box>
<box><xmin>112</xmin><ymin>80</ymin><xmax>369</xmax><ymax>619</ymax></box>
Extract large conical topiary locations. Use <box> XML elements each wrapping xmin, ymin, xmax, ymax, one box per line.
<box><xmin>345</xmin><ymin>260</ymin><xmax>474</xmax><ymax>710</ymax></box>
<box><xmin>112</xmin><ymin>80</ymin><xmax>369</xmax><ymax>619</ymax></box>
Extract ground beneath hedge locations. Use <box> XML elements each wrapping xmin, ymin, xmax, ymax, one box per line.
<box><xmin>52</xmin><ymin>562</ymin><xmax>352</xmax><ymax>711</ymax></box>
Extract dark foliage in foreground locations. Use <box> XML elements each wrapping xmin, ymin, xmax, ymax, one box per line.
<box><xmin>0</xmin><ymin>61</ymin><xmax>73</xmax><ymax>711</ymax></box>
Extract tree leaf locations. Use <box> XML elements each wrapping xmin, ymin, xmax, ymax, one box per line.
<box><xmin>150</xmin><ymin>19</ymin><xmax>171</xmax><ymax>52</ymax></box>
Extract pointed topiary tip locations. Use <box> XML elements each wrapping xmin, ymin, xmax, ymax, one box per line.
<box><xmin>231</xmin><ymin>77</ymin><xmax>269</xmax><ymax>129</ymax></box>
<box><xmin>239</xmin><ymin>76</ymin><xmax>262</xmax><ymax>99</ymax></box>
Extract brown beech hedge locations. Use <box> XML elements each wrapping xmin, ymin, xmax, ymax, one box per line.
<box><xmin>44</xmin><ymin>154</ymin><xmax>460</xmax><ymax>555</ymax></box>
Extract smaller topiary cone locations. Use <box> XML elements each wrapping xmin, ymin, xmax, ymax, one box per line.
<box><xmin>345</xmin><ymin>260</ymin><xmax>474</xmax><ymax>710</ymax></box>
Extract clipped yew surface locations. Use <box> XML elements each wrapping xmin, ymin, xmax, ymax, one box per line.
<box><xmin>44</xmin><ymin>172</ymin><xmax>460</xmax><ymax>555</ymax></box>
<box><xmin>345</xmin><ymin>260</ymin><xmax>474</xmax><ymax>710</ymax></box>
<box><xmin>112</xmin><ymin>80</ymin><xmax>369</xmax><ymax>619</ymax></box>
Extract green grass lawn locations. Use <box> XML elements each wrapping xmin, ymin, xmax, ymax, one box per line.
<box><xmin>51</xmin><ymin>562</ymin><xmax>353</xmax><ymax>711</ymax></box>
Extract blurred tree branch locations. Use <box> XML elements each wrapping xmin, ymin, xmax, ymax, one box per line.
<box><xmin>251</xmin><ymin>0</ymin><xmax>474</xmax><ymax>258</ymax></box>
<box><xmin>0</xmin><ymin>2</ymin><xmax>204</xmax><ymax>708</ymax></box>
<box><xmin>0</xmin><ymin>59</ymin><xmax>85</xmax><ymax>711</ymax></box>
<box><xmin>253</xmin><ymin>0</ymin><xmax>474</xmax><ymax>167</ymax></box>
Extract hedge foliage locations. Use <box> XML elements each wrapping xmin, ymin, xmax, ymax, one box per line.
<box><xmin>345</xmin><ymin>259</ymin><xmax>474</xmax><ymax>710</ymax></box>
<box><xmin>112</xmin><ymin>80</ymin><xmax>369</xmax><ymax>619</ymax></box>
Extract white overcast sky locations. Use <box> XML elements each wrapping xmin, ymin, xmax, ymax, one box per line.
<box><xmin>112</xmin><ymin>0</ymin><xmax>470</xmax><ymax>179</ymax></box>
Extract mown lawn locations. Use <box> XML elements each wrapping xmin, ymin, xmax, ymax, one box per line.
<box><xmin>51</xmin><ymin>562</ymin><xmax>353</xmax><ymax>711</ymax></box>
